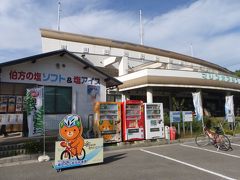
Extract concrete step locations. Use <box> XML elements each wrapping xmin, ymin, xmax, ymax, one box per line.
<box><xmin>0</xmin><ymin>152</ymin><xmax>54</xmax><ymax>166</ymax></box>
<box><xmin>0</xmin><ymin>136</ymin><xmax>57</xmax><ymax>158</ymax></box>
<box><xmin>0</xmin><ymin>143</ymin><xmax>26</xmax><ymax>158</ymax></box>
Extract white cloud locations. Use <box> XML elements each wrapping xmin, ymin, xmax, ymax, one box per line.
<box><xmin>61</xmin><ymin>10</ymin><xmax>139</xmax><ymax>43</ymax></box>
<box><xmin>1</xmin><ymin>0</ymin><xmax>240</xmax><ymax>71</ymax></box>
<box><xmin>0</xmin><ymin>0</ymin><xmax>116</xmax><ymax>52</ymax></box>
<box><xmin>0</xmin><ymin>0</ymin><xmax>56</xmax><ymax>51</ymax></box>
<box><xmin>58</xmin><ymin>0</ymin><xmax>240</xmax><ymax>71</ymax></box>
<box><xmin>143</xmin><ymin>0</ymin><xmax>240</xmax><ymax>69</ymax></box>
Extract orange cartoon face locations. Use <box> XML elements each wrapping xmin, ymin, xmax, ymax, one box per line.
<box><xmin>60</xmin><ymin>126</ymin><xmax>81</xmax><ymax>141</ymax></box>
<box><xmin>59</xmin><ymin>114</ymin><xmax>83</xmax><ymax>141</ymax></box>
<box><xmin>99</xmin><ymin>120</ymin><xmax>114</xmax><ymax>131</ymax></box>
<box><xmin>99</xmin><ymin>120</ymin><xmax>114</xmax><ymax>141</ymax></box>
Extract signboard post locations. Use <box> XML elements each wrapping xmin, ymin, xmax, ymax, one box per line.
<box><xmin>53</xmin><ymin>114</ymin><xmax>103</xmax><ymax>172</ymax></box>
<box><xmin>170</xmin><ymin>111</ymin><xmax>181</xmax><ymax>135</ymax></box>
<box><xmin>182</xmin><ymin>111</ymin><xmax>193</xmax><ymax>136</ymax></box>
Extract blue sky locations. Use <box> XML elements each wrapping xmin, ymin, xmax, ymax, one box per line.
<box><xmin>1</xmin><ymin>0</ymin><xmax>240</xmax><ymax>71</ymax></box>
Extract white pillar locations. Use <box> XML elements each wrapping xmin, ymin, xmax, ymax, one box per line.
<box><xmin>122</xmin><ymin>94</ymin><xmax>126</xmax><ymax>102</ymax></box>
<box><xmin>119</xmin><ymin>56</ymin><xmax>128</xmax><ymax>76</ymax></box>
<box><xmin>72</xmin><ymin>88</ymin><xmax>77</xmax><ymax>114</ymax></box>
<box><xmin>122</xmin><ymin>94</ymin><xmax>130</xmax><ymax>101</ymax></box>
<box><xmin>146</xmin><ymin>87</ymin><xmax>153</xmax><ymax>103</ymax></box>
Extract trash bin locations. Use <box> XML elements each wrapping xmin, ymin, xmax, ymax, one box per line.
<box><xmin>165</xmin><ymin>126</ymin><xmax>170</xmax><ymax>143</ymax></box>
<box><xmin>164</xmin><ymin>126</ymin><xmax>170</xmax><ymax>140</ymax></box>
<box><xmin>170</xmin><ymin>126</ymin><xmax>176</xmax><ymax>140</ymax></box>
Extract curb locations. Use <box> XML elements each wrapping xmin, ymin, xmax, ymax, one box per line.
<box><xmin>0</xmin><ymin>152</ymin><xmax>55</xmax><ymax>167</ymax></box>
<box><xmin>0</xmin><ymin>154</ymin><xmax>39</xmax><ymax>167</ymax></box>
<box><xmin>0</xmin><ymin>138</ymin><xmax>189</xmax><ymax>166</ymax></box>
<box><xmin>0</xmin><ymin>135</ymin><xmax>239</xmax><ymax>167</ymax></box>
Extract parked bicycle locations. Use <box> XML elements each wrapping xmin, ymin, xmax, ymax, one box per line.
<box><xmin>195</xmin><ymin>125</ymin><xmax>232</xmax><ymax>151</ymax></box>
<box><xmin>233</xmin><ymin>119</ymin><xmax>240</xmax><ymax>136</ymax></box>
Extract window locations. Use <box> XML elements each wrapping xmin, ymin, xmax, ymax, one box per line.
<box><xmin>44</xmin><ymin>86</ymin><xmax>72</xmax><ymax>114</ymax></box>
<box><xmin>0</xmin><ymin>82</ymin><xmax>35</xmax><ymax>95</ymax></box>
<box><xmin>106</xmin><ymin>94</ymin><xmax>122</xmax><ymax>102</ymax></box>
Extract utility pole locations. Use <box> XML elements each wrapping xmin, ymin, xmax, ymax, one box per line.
<box><xmin>139</xmin><ymin>10</ymin><xmax>144</xmax><ymax>45</ymax></box>
<box><xmin>190</xmin><ymin>43</ymin><xmax>194</xmax><ymax>57</ymax></box>
<box><xmin>57</xmin><ymin>0</ymin><xmax>61</xmax><ymax>31</ymax></box>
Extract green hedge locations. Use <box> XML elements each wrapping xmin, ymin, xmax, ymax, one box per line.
<box><xmin>164</xmin><ymin>113</ymin><xmax>240</xmax><ymax>137</ymax></box>
<box><xmin>24</xmin><ymin>140</ymin><xmax>43</xmax><ymax>154</ymax></box>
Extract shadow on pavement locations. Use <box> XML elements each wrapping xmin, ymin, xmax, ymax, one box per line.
<box><xmin>103</xmin><ymin>153</ymin><xmax>126</xmax><ymax>164</ymax></box>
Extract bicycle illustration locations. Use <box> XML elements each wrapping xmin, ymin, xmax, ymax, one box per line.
<box><xmin>60</xmin><ymin>141</ymin><xmax>86</xmax><ymax>160</ymax></box>
<box><xmin>59</xmin><ymin>114</ymin><xmax>86</xmax><ymax>160</ymax></box>
<box><xmin>195</xmin><ymin>126</ymin><xmax>232</xmax><ymax>151</ymax></box>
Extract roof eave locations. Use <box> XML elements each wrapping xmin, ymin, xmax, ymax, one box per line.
<box><xmin>0</xmin><ymin>49</ymin><xmax>122</xmax><ymax>88</ymax></box>
<box><xmin>40</xmin><ymin>28</ymin><xmax>233</xmax><ymax>74</ymax></box>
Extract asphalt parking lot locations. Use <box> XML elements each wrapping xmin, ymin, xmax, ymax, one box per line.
<box><xmin>0</xmin><ymin>137</ymin><xmax>240</xmax><ymax>180</ymax></box>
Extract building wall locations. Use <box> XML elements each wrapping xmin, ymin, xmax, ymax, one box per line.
<box><xmin>1</xmin><ymin>55</ymin><xmax>107</xmax><ymax>130</ymax></box>
<box><xmin>41</xmin><ymin>37</ymin><xmax>220</xmax><ymax>74</ymax></box>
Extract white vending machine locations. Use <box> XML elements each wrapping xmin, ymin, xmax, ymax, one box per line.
<box><xmin>144</xmin><ymin>103</ymin><xmax>164</xmax><ymax>139</ymax></box>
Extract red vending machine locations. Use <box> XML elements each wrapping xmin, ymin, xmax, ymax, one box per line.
<box><xmin>122</xmin><ymin>100</ymin><xmax>145</xmax><ymax>141</ymax></box>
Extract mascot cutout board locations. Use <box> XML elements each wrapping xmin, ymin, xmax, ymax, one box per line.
<box><xmin>53</xmin><ymin>114</ymin><xmax>103</xmax><ymax>171</ymax></box>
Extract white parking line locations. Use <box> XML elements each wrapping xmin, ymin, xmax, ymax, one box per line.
<box><xmin>231</xmin><ymin>143</ymin><xmax>240</xmax><ymax>147</ymax></box>
<box><xmin>180</xmin><ymin>144</ymin><xmax>240</xmax><ymax>159</ymax></box>
<box><xmin>140</xmin><ymin>149</ymin><xmax>236</xmax><ymax>180</ymax></box>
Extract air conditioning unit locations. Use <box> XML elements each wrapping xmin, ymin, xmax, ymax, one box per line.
<box><xmin>104</xmin><ymin>49</ymin><xmax>110</xmax><ymax>55</ymax></box>
<box><xmin>83</xmin><ymin>47</ymin><xmax>89</xmax><ymax>53</ymax></box>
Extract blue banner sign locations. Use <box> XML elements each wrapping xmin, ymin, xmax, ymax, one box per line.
<box><xmin>182</xmin><ymin>111</ymin><xmax>193</xmax><ymax>122</ymax></box>
<box><xmin>170</xmin><ymin>111</ymin><xmax>181</xmax><ymax>123</ymax></box>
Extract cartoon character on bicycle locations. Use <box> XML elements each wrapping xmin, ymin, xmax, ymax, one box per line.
<box><xmin>59</xmin><ymin>114</ymin><xmax>85</xmax><ymax>160</ymax></box>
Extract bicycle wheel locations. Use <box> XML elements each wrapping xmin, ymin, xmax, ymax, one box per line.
<box><xmin>60</xmin><ymin>150</ymin><xmax>71</xmax><ymax>160</ymax></box>
<box><xmin>76</xmin><ymin>148</ymin><xmax>86</xmax><ymax>160</ymax></box>
<box><xmin>218</xmin><ymin>135</ymin><xmax>231</xmax><ymax>151</ymax></box>
<box><xmin>195</xmin><ymin>133</ymin><xmax>210</xmax><ymax>147</ymax></box>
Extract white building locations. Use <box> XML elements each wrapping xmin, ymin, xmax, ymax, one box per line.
<box><xmin>1</xmin><ymin>28</ymin><xmax>240</xmax><ymax>136</ymax></box>
<box><xmin>40</xmin><ymin>29</ymin><xmax>240</xmax><ymax>116</ymax></box>
<box><xmin>0</xmin><ymin>50</ymin><xmax>121</xmax><ymax>133</ymax></box>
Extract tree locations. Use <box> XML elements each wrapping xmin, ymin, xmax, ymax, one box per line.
<box><xmin>234</xmin><ymin>70</ymin><xmax>240</xmax><ymax>77</ymax></box>
<box><xmin>172</xmin><ymin>97</ymin><xmax>185</xmax><ymax>111</ymax></box>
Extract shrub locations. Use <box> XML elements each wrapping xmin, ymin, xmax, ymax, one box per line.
<box><xmin>24</xmin><ymin>140</ymin><xmax>43</xmax><ymax>154</ymax></box>
<box><xmin>164</xmin><ymin>112</ymin><xmax>170</xmax><ymax>126</ymax></box>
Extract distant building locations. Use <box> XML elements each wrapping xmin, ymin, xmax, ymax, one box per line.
<box><xmin>40</xmin><ymin>29</ymin><xmax>240</xmax><ymax>117</ymax></box>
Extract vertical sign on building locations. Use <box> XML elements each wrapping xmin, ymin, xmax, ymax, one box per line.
<box><xmin>25</xmin><ymin>87</ymin><xmax>44</xmax><ymax>137</ymax></box>
<box><xmin>192</xmin><ymin>92</ymin><xmax>203</xmax><ymax>121</ymax></box>
<box><xmin>225</xmin><ymin>95</ymin><xmax>235</xmax><ymax>123</ymax></box>
<box><xmin>192</xmin><ymin>92</ymin><xmax>204</xmax><ymax>132</ymax></box>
